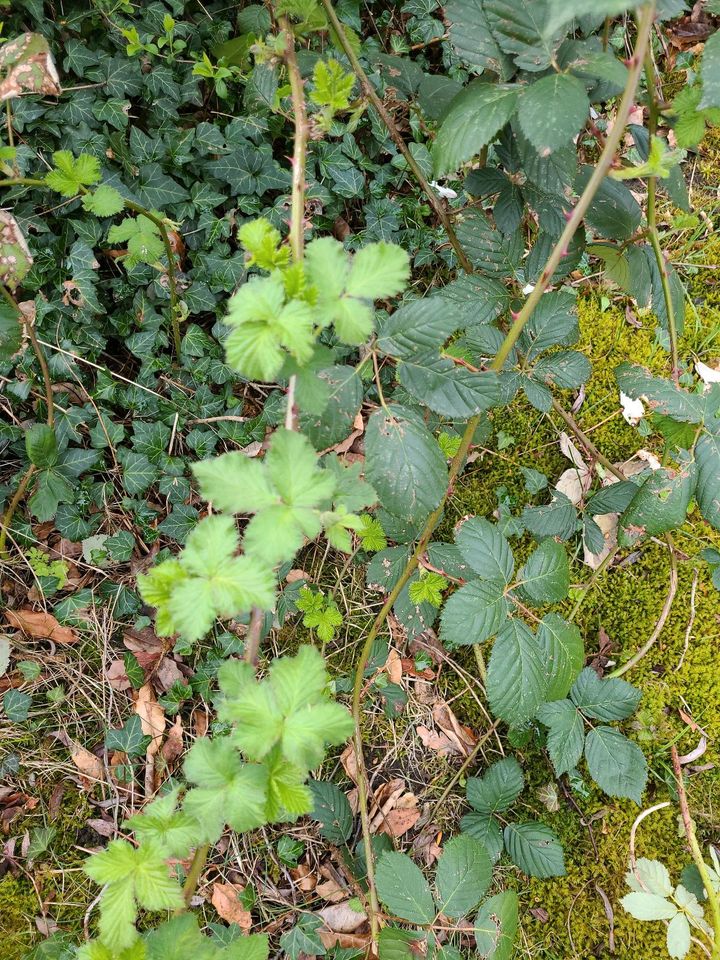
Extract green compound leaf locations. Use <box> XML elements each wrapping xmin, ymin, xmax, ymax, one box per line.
<box><xmin>474</xmin><ymin>891</ymin><xmax>518</xmax><ymax>960</ymax></box>
<box><xmin>439</xmin><ymin>579</ymin><xmax>509</xmax><ymax>647</ymax></box>
<box><xmin>517</xmin><ymin>539</ymin><xmax>570</xmax><ymax>605</ymax></box>
<box><xmin>85</xmin><ymin>839</ymin><xmax>184</xmax><ymax>950</ymax></box>
<box><xmin>435</xmin><ymin>835</ymin><xmax>492</xmax><ymax>918</ymax></box>
<box><xmin>375</xmin><ymin>851</ymin><xmax>435</xmax><ymax>924</ymax></box>
<box><xmin>694</xmin><ymin>432</ymin><xmax>720</xmax><ymax>531</ymax></box>
<box><xmin>536</xmin><ymin>699</ymin><xmax>585</xmax><ymax>775</ymax></box>
<box><xmin>466</xmin><ymin>756</ymin><xmax>524</xmax><ymax>815</ymax></box>
<box><xmin>397</xmin><ymin>352</ymin><xmax>500</xmax><ymax>418</ymax></box>
<box><xmin>45</xmin><ymin>150</ymin><xmax>101</xmax><ymax>196</ymax></box>
<box><xmin>486</xmin><ymin>620</ymin><xmax>547</xmax><ymax>724</ymax></box>
<box><xmin>584</xmin><ymin>726</ymin><xmax>648</xmax><ymax>803</ymax></box>
<box><xmin>617</xmin><ymin>458</ymin><xmax>695</xmax><ymax>547</ymax></box>
<box><xmin>570</xmin><ymin>667</ymin><xmax>641</xmax><ymax>721</ymax></box>
<box><xmin>455</xmin><ymin>517</ymin><xmax>515</xmax><ymax>584</ymax></box>
<box><xmin>537</xmin><ymin>613</ymin><xmax>584</xmax><ymax>700</ymax></box>
<box><xmin>517</xmin><ymin>74</ymin><xmax>589</xmax><ymax>155</ymax></box>
<box><xmin>365</xmin><ymin>408</ymin><xmax>448</xmax><ymax>523</ymax></box>
<box><xmin>433</xmin><ymin>81</ymin><xmax>519</xmax><ymax>177</ymax></box>
<box><xmin>503</xmin><ymin>822</ymin><xmax>566</xmax><ymax>878</ymax></box>
<box><xmin>124</xmin><ymin>787</ymin><xmax>199</xmax><ymax>858</ymax></box>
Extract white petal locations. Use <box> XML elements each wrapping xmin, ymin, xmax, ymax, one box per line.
<box><xmin>430</xmin><ymin>181</ymin><xmax>457</xmax><ymax>200</ymax></box>
<box><xmin>696</xmin><ymin>360</ymin><xmax>720</xmax><ymax>384</ymax></box>
<box><xmin>522</xmin><ymin>283</ymin><xmax>535</xmax><ymax>295</ymax></box>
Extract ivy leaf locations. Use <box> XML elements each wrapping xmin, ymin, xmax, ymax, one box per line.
<box><xmin>570</xmin><ymin>667</ymin><xmax>641</xmax><ymax>721</ymax></box>
<box><xmin>45</xmin><ymin>150</ymin><xmax>101</xmax><ymax>196</ymax></box>
<box><xmin>440</xmin><ymin>579</ymin><xmax>509</xmax><ymax>647</ymax></box>
<box><xmin>466</xmin><ymin>757</ymin><xmax>524</xmax><ymax>815</ymax></box>
<box><xmin>474</xmin><ymin>891</ymin><xmax>518</xmax><ymax>960</ymax></box>
<box><xmin>82</xmin><ymin>185</ymin><xmax>126</xmax><ymax>217</ymax></box>
<box><xmin>486</xmin><ymin>620</ymin><xmax>547</xmax><ymax>724</ymax></box>
<box><xmin>397</xmin><ymin>352</ymin><xmax>500</xmax><ymax>417</ymax></box>
<box><xmin>517</xmin><ymin>75</ymin><xmax>589</xmax><ymax>155</ymax></box>
<box><xmin>375</xmin><ymin>852</ymin><xmax>435</xmax><ymax>924</ymax></box>
<box><xmin>517</xmin><ymin>540</ymin><xmax>570</xmax><ymax>605</ymax></box>
<box><xmin>584</xmin><ymin>726</ymin><xmax>648</xmax><ymax>803</ymax></box>
<box><xmin>536</xmin><ymin>699</ymin><xmax>585</xmax><ymax>775</ymax></box>
<box><xmin>455</xmin><ymin>517</ymin><xmax>514</xmax><ymax>583</ymax></box>
<box><xmin>365</xmin><ymin>408</ymin><xmax>448</xmax><ymax>523</ymax></box>
<box><xmin>503</xmin><ymin>822</ymin><xmax>565</xmax><ymax>878</ymax></box>
<box><xmin>435</xmin><ymin>835</ymin><xmax>492</xmax><ymax>918</ymax></box>
<box><xmin>280</xmin><ymin>914</ymin><xmax>326</xmax><ymax>960</ymax></box>
<box><xmin>433</xmin><ymin>81</ymin><xmax>519</xmax><ymax>177</ymax></box>
<box><xmin>537</xmin><ymin>613</ymin><xmax>584</xmax><ymax>700</ymax></box>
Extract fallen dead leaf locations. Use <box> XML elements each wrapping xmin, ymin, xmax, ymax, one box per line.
<box><xmin>161</xmin><ymin>716</ymin><xmax>184</xmax><ymax>766</ymax></box>
<box><xmin>5</xmin><ymin>609</ymin><xmax>78</xmax><ymax>645</ymax></box>
<box><xmin>289</xmin><ymin>863</ymin><xmax>317</xmax><ymax>892</ymax></box>
<box><xmin>87</xmin><ymin>818</ymin><xmax>116</xmax><ymax>838</ymax></box>
<box><xmin>315</xmin><ymin>878</ymin><xmax>348</xmax><ymax>903</ymax></box>
<box><xmin>431</xmin><ymin>701</ymin><xmax>477</xmax><ymax>757</ymax></box>
<box><xmin>210</xmin><ymin>882</ymin><xmax>252</xmax><ymax>929</ymax></box>
<box><xmin>69</xmin><ymin>742</ymin><xmax>104</xmax><ymax>786</ymax></box>
<box><xmin>134</xmin><ymin>683</ymin><xmax>166</xmax><ymax>757</ymax></box>
<box><xmin>385</xmin><ymin>649</ymin><xmax>403</xmax><ymax>685</ymax></box>
<box><xmin>154</xmin><ymin>656</ymin><xmax>185</xmax><ymax>693</ymax></box>
<box><xmin>123</xmin><ymin>627</ymin><xmax>164</xmax><ymax>671</ymax></box>
<box><xmin>317</xmin><ymin>900</ymin><xmax>367</xmax><ymax>933</ymax></box>
<box><xmin>106</xmin><ymin>659</ymin><xmax>131</xmax><ymax>691</ymax></box>
<box><xmin>318</xmin><ymin>931</ymin><xmax>371</xmax><ymax>951</ymax></box>
<box><xmin>340</xmin><ymin>743</ymin><xmax>358</xmax><ymax>783</ymax></box>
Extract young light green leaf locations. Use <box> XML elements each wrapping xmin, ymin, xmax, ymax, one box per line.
<box><xmin>45</xmin><ymin>150</ymin><xmax>101</xmax><ymax>196</ymax></box>
<box><xmin>375</xmin><ymin>851</ymin><xmax>435</xmax><ymax>924</ymax></box>
<box><xmin>345</xmin><ymin>242</ymin><xmax>410</xmax><ymax>300</ymax></box>
<box><xmin>82</xmin><ymin>184</ymin><xmax>126</xmax><ymax>217</ymax></box>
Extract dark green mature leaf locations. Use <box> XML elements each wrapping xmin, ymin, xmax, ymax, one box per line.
<box><xmin>445</xmin><ymin>0</ymin><xmax>513</xmax><ymax>76</ymax></box>
<box><xmin>519</xmin><ymin>291</ymin><xmax>578</xmax><ymax>360</ymax></box>
<box><xmin>367</xmin><ymin>546</ymin><xmax>412</xmax><ymax>592</ymax></box>
<box><xmin>614</xmin><ymin>363</ymin><xmax>707</xmax><ymax>423</ymax></box>
<box><xmin>485</xmin><ymin>0</ymin><xmax>566</xmax><ymax>72</ymax></box>
<box><xmin>487</xmin><ymin>620</ymin><xmax>547</xmax><ymax>724</ymax></box>
<box><xmin>536</xmin><ymin>699</ymin><xmax>585</xmax><ymax>775</ymax></box>
<box><xmin>586</xmin><ymin>480</ymin><xmax>639</xmax><ymax>515</ymax></box>
<box><xmin>517</xmin><ymin>540</ymin><xmax>570</xmax><ymax>605</ymax></box>
<box><xmin>435</xmin><ymin>835</ymin><xmax>492</xmax><ymax>918</ymax></box>
<box><xmin>0</xmin><ymin>302</ymin><xmax>21</xmax><ymax>361</ymax></box>
<box><xmin>696</xmin><ymin>432</ymin><xmax>720</xmax><ymax>530</ymax></box>
<box><xmin>455</xmin><ymin>210</ymin><xmax>523</xmax><ymax>276</ymax></box>
<box><xmin>455</xmin><ymin>517</ymin><xmax>514</xmax><ymax>583</ymax></box>
<box><xmin>308</xmin><ymin>780</ymin><xmax>353</xmax><ymax>844</ymax></box>
<box><xmin>522</xmin><ymin>492</ymin><xmax>578</xmax><ymax>540</ymax></box>
<box><xmin>433</xmin><ymin>82</ymin><xmax>519</xmax><ymax>177</ymax></box>
<box><xmin>534</xmin><ymin>351</ymin><xmax>591</xmax><ymax>390</ymax></box>
<box><xmin>467</xmin><ymin>757</ymin><xmax>524</xmax><ymax>814</ymax></box>
<box><xmin>699</xmin><ymin>29</ymin><xmax>720</xmax><ymax>109</ymax></box>
<box><xmin>418</xmin><ymin>75</ymin><xmax>463</xmax><ymax>121</ymax></box>
<box><xmin>377</xmin><ymin>927</ymin><xmax>422</xmax><ymax>960</ymax></box>
<box><xmin>440</xmin><ymin>579</ymin><xmax>509</xmax><ymax>647</ymax></box>
<box><xmin>518</xmin><ymin>75</ymin><xmax>589</xmax><ymax>155</ymax></box>
<box><xmin>618</xmin><ymin>458</ymin><xmax>695</xmax><ymax>547</ymax></box>
<box><xmin>375</xmin><ymin>852</ymin><xmax>435</xmax><ymax>924</ymax></box>
<box><xmin>377</xmin><ymin>298</ymin><xmax>462</xmax><ymax>358</ymax></box>
<box><xmin>460</xmin><ymin>813</ymin><xmax>505</xmax><ymax>862</ymax></box>
<box><xmin>474</xmin><ymin>891</ymin><xmax>518</xmax><ymax>960</ymax></box>
<box><xmin>25</xmin><ymin>424</ymin><xmax>58</xmax><ymax>468</ymax></box>
<box><xmin>570</xmin><ymin>667</ymin><xmax>641</xmax><ymax>721</ymax></box>
<box><xmin>398</xmin><ymin>353</ymin><xmax>499</xmax><ymax>417</ymax></box>
<box><xmin>365</xmin><ymin>409</ymin><xmax>448</xmax><ymax>522</ymax></box>
<box><xmin>584</xmin><ymin>726</ymin><xmax>648</xmax><ymax>803</ymax></box>
<box><xmin>436</xmin><ymin>274</ymin><xmax>510</xmax><ymax>327</ymax></box>
<box><xmin>546</xmin><ymin>0</ymin><xmax>644</xmax><ymax>32</ymax></box>
<box><xmin>577</xmin><ymin>168</ymin><xmax>642</xmax><ymax>240</ymax></box>
<box><xmin>105</xmin><ymin>714</ymin><xmax>150</xmax><ymax>757</ymax></box>
<box><xmin>504</xmin><ymin>822</ymin><xmax>565</xmax><ymax>877</ymax></box>
<box><xmin>537</xmin><ymin>614</ymin><xmax>584</xmax><ymax>700</ymax></box>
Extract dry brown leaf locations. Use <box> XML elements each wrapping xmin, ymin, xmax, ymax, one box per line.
<box><xmin>340</xmin><ymin>743</ymin><xmax>358</xmax><ymax>783</ymax></box>
<box><xmin>318</xmin><ymin>930</ymin><xmax>371</xmax><ymax>951</ymax></box>
<box><xmin>106</xmin><ymin>659</ymin><xmax>131</xmax><ymax>691</ymax></box>
<box><xmin>210</xmin><ymin>882</ymin><xmax>252</xmax><ymax>929</ymax></box>
<box><xmin>286</xmin><ymin>569</ymin><xmax>310</xmax><ymax>583</ymax></box>
<box><xmin>69</xmin><ymin>742</ymin><xmax>104</xmax><ymax>785</ymax></box>
<box><xmin>161</xmin><ymin>716</ymin><xmax>184</xmax><ymax>766</ymax></box>
<box><xmin>134</xmin><ymin>683</ymin><xmax>165</xmax><ymax>757</ymax></box>
<box><xmin>416</xmin><ymin>725</ymin><xmax>456</xmax><ymax>756</ymax></box>
<box><xmin>317</xmin><ymin>900</ymin><xmax>367</xmax><ymax>933</ymax></box>
<box><xmin>123</xmin><ymin>627</ymin><xmax>164</xmax><ymax>670</ymax></box>
<box><xmin>87</xmin><ymin>818</ymin><xmax>116</xmax><ymax>838</ymax></box>
<box><xmin>289</xmin><ymin>863</ymin><xmax>317</xmax><ymax>892</ymax></box>
<box><xmin>0</xmin><ymin>33</ymin><xmax>60</xmax><ymax>102</ymax></box>
<box><xmin>154</xmin><ymin>657</ymin><xmax>185</xmax><ymax>693</ymax></box>
<box><xmin>382</xmin><ymin>805</ymin><xmax>421</xmax><ymax>838</ymax></box>
<box><xmin>432</xmin><ymin>701</ymin><xmax>476</xmax><ymax>757</ymax></box>
<box><xmin>385</xmin><ymin>649</ymin><xmax>403</xmax><ymax>685</ymax></box>
<box><xmin>315</xmin><ymin>878</ymin><xmax>349</xmax><ymax>903</ymax></box>
<box><xmin>5</xmin><ymin>608</ymin><xmax>78</xmax><ymax>645</ymax></box>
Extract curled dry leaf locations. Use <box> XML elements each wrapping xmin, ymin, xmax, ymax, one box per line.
<box><xmin>315</xmin><ymin>878</ymin><xmax>347</xmax><ymax>903</ymax></box>
<box><xmin>210</xmin><ymin>882</ymin><xmax>252</xmax><ymax>929</ymax></box>
<box><xmin>161</xmin><ymin>716</ymin><xmax>184</xmax><ymax>766</ymax></box>
<box><xmin>289</xmin><ymin>863</ymin><xmax>317</xmax><ymax>892</ymax></box>
<box><xmin>317</xmin><ymin>900</ymin><xmax>367</xmax><ymax>933</ymax></box>
<box><xmin>134</xmin><ymin>683</ymin><xmax>165</xmax><ymax>757</ymax></box>
<box><xmin>5</xmin><ymin>608</ymin><xmax>78</xmax><ymax>645</ymax></box>
<box><xmin>432</xmin><ymin>701</ymin><xmax>477</xmax><ymax>757</ymax></box>
<box><xmin>318</xmin><ymin>931</ymin><xmax>371</xmax><ymax>951</ymax></box>
<box><xmin>68</xmin><ymin>742</ymin><xmax>104</xmax><ymax>787</ymax></box>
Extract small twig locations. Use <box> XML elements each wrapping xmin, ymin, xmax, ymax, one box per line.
<box><xmin>0</xmin><ymin>464</ymin><xmax>36</xmax><ymax>558</ymax></box>
<box><xmin>608</xmin><ymin>533</ymin><xmax>678</xmax><ymax>678</ymax></box>
<box><xmin>676</xmin><ymin>567</ymin><xmax>698</xmax><ymax>671</ymax></box>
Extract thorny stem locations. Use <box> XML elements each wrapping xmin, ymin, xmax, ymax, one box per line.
<box><xmin>550</xmin><ymin>398</ymin><xmax>625</xmax><ymax>481</ymax></box>
<box><xmin>0</xmin><ymin>178</ymin><xmax>184</xmax><ymax>360</ymax></box>
<box><xmin>642</xmin><ymin>52</ymin><xmax>680</xmax><ymax>384</ymax></box>
<box><xmin>348</xmin><ymin>6</ymin><xmax>656</xmax><ymax>945</ymax></box>
<box><xmin>181</xmin><ymin>843</ymin><xmax>210</xmax><ymax>908</ymax></box>
<box><xmin>670</xmin><ymin>745</ymin><xmax>720</xmax><ymax>959</ymax></box>
<box><xmin>317</xmin><ymin>0</ymin><xmax>474</xmax><ymax>274</ymax></box>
